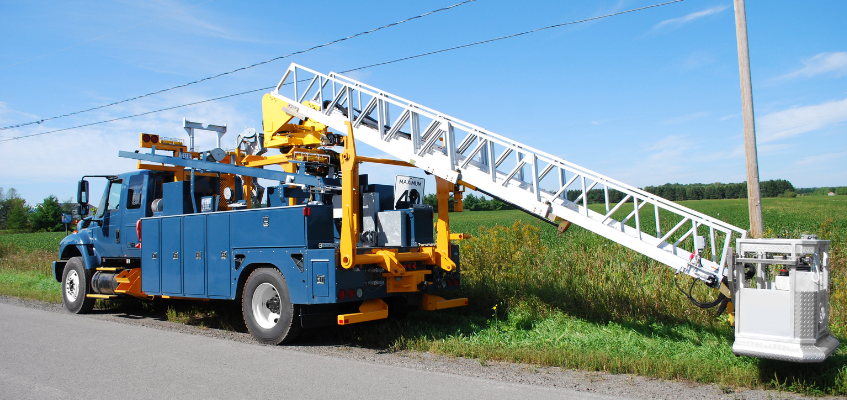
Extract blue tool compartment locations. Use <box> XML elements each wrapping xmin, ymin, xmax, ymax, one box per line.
<box><xmin>161</xmin><ymin>217</ymin><xmax>183</xmax><ymax>295</ymax></box>
<box><xmin>183</xmin><ymin>215</ymin><xmax>205</xmax><ymax>296</ymax></box>
<box><xmin>140</xmin><ymin>219</ymin><xmax>161</xmax><ymax>294</ymax></box>
<box><xmin>140</xmin><ymin>205</ymin><xmax>336</xmax><ymax>301</ymax></box>
<box><xmin>230</xmin><ymin>207</ymin><xmax>306</xmax><ymax>248</ymax></box>
<box><xmin>206</xmin><ymin>213</ymin><xmax>231</xmax><ymax>298</ymax></box>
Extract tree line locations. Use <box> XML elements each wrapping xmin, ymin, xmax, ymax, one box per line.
<box><xmin>642</xmin><ymin>179</ymin><xmax>797</xmax><ymax>201</ymax></box>
<box><xmin>425</xmin><ymin>179</ymin><xmax>813</xmax><ymax>210</ymax></box>
<box><xmin>0</xmin><ymin>188</ymin><xmax>76</xmax><ymax>233</ymax></box>
<box><xmin>423</xmin><ymin>193</ymin><xmax>516</xmax><ymax>212</ymax></box>
<box><xmin>796</xmin><ymin>187</ymin><xmax>847</xmax><ymax>196</ymax></box>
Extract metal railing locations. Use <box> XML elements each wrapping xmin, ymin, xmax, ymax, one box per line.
<box><xmin>271</xmin><ymin>63</ymin><xmax>748</xmax><ymax>283</ymax></box>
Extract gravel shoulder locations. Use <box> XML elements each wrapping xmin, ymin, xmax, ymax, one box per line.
<box><xmin>1</xmin><ymin>295</ymin><xmax>830</xmax><ymax>400</ymax></box>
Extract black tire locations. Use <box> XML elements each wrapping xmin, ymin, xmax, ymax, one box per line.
<box><xmin>242</xmin><ymin>268</ymin><xmax>301</xmax><ymax>344</ymax></box>
<box><xmin>61</xmin><ymin>257</ymin><xmax>95</xmax><ymax>314</ymax></box>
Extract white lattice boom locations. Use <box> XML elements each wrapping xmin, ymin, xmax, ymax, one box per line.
<box><xmin>272</xmin><ymin>64</ymin><xmax>748</xmax><ymax>285</ymax></box>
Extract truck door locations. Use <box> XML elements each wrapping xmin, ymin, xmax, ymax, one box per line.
<box><xmin>94</xmin><ymin>179</ymin><xmax>123</xmax><ymax>257</ymax></box>
<box><xmin>122</xmin><ymin>174</ymin><xmax>145</xmax><ymax>257</ymax></box>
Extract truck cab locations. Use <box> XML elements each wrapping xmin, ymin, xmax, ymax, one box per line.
<box><xmin>53</xmin><ymin>170</ymin><xmax>166</xmax><ymax>279</ymax></box>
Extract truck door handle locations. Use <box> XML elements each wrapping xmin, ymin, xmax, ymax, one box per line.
<box><xmin>116</xmin><ymin>229</ymin><xmax>120</xmax><ymax>244</ymax></box>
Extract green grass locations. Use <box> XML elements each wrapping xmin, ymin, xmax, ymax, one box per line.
<box><xmin>0</xmin><ymin>231</ymin><xmax>65</xmax><ymax>302</ymax></box>
<box><xmin>0</xmin><ymin>270</ymin><xmax>61</xmax><ymax>303</ymax></box>
<box><xmin>0</xmin><ymin>241</ymin><xmax>61</xmax><ymax>303</ymax></box>
<box><xmin>386</xmin><ymin>196</ymin><xmax>846</xmax><ymax>395</ymax></box>
<box><xmin>0</xmin><ymin>196</ymin><xmax>844</xmax><ymax>395</ymax></box>
<box><xmin>0</xmin><ymin>231</ymin><xmax>65</xmax><ymax>253</ymax></box>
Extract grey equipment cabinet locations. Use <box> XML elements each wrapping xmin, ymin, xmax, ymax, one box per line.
<box><xmin>731</xmin><ymin>236</ymin><xmax>839</xmax><ymax>362</ymax></box>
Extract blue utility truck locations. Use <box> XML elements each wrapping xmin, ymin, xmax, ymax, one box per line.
<box><xmin>54</xmin><ymin>114</ymin><xmax>467</xmax><ymax>345</ymax></box>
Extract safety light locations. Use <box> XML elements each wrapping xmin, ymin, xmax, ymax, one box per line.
<box><xmin>347</xmin><ymin>289</ymin><xmax>354</xmax><ymax>299</ymax></box>
<box><xmin>338</xmin><ymin>289</ymin><xmax>346</xmax><ymax>300</ymax></box>
<box><xmin>142</xmin><ymin>134</ymin><xmax>151</xmax><ymax>143</ymax></box>
<box><xmin>303</xmin><ymin>207</ymin><xmax>311</xmax><ymax>217</ymax></box>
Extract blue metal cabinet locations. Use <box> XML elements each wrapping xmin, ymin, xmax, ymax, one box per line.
<box><xmin>183</xmin><ymin>215</ymin><xmax>206</xmax><ymax>296</ymax></box>
<box><xmin>207</xmin><ymin>213</ymin><xmax>231</xmax><ymax>298</ymax></box>
<box><xmin>140</xmin><ymin>219</ymin><xmax>161</xmax><ymax>294</ymax></box>
<box><xmin>161</xmin><ymin>217</ymin><xmax>183</xmax><ymax>295</ymax></box>
<box><xmin>230</xmin><ymin>208</ymin><xmax>305</xmax><ymax>248</ymax></box>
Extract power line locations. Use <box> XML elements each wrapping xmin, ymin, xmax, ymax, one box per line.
<box><xmin>344</xmin><ymin>0</ymin><xmax>685</xmax><ymax>73</ymax></box>
<box><xmin>0</xmin><ymin>0</ymin><xmax>684</xmax><ymax>144</ymax></box>
<box><xmin>0</xmin><ymin>87</ymin><xmax>274</xmax><ymax>143</ymax></box>
<box><xmin>1</xmin><ymin>0</ymin><xmax>215</xmax><ymax>70</ymax></box>
<box><xmin>0</xmin><ymin>0</ymin><xmax>479</xmax><ymax>132</ymax></box>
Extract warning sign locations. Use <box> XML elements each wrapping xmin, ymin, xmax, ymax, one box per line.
<box><xmin>394</xmin><ymin>175</ymin><xmax>425</xmax><ymax>209</ymax></box>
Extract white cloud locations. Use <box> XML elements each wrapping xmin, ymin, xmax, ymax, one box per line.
<box><xmin>700</xmin><ymin>144</ymin><xmax>744</xmax><ymax>161</ymax></box>
<box><xmin>757</xmin><ymin>143</ymin><xmax>791</xmax><ymax>155</ymax></box>
<box><xmin>646</xmin><ymin>134</ymin><xmax>690</xmax><ymax>152</ymax></box>
<box><xmin>134</xmin><ymin>0</ymin><xmax>264</xmax><ymax>43</ymax></box>
<box><xmin>612</xmin><ymin>134</ymin><xmax>696</xmax><ymax>185</ymax></box>
<box><xmin>652</xmin><ymin>5</ymin><xmax>729</xmax><ymax>31</ymax></box>
<box><xmin>757</xmin><ymin>97</ymin><xmax>847</xmax><ymax>143</ymax></box>
<box><xmin>0</xmin><ymin>101</ymin><xmax>40</xmax><ymax>125</ymax></box>
<box><xmin>794</xmin><ymin>151</ymin><xmax>847</xmax><ymax>166</ymax></box>
<box><xmin>779</xmin><ymin>52</ymin><xmax>847</xmax><ymax>79</ymax></box>
<box><xmin>0</xmin><ymin>92</ymin><xmax>258</xmax><ymax>186</ymax></box>
<box><xmin>681</xmin><ymin>52</ymin><xmax>715</xmax><ymax>70</ymax></box>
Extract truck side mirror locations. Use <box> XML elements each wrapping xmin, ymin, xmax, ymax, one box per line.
<box><xmin>77</xmin><ymin>180</ymin><xmax>89</xmax><ymax>204</ymax></box>
<box><xmin>76</xmin><ymin>203</ymin><xmax>89</xmax><ymax>217</ymax></box>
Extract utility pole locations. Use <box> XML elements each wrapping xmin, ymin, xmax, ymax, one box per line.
<box><xmin>733</xmin><ymin>0</ymin><xmax>764</xmax><ymax>238</ymax></box>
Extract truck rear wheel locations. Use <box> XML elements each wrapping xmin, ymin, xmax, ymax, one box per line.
<box><xmin>62</xmin><ymin>257</ymin><xmax>95</xmax><ymax>314</ymax></box>
<box><xmin>242</xmin><ymin>268</ymin><xmax>301</xmax><ymax>344</ymax></box>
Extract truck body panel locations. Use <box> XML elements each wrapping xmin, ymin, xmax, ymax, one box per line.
<box><xmin>138</xmin><ymin>204</ymin><xmax>376</xmax><ymax>305</ymax></box>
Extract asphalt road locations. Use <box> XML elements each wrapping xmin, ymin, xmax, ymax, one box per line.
<box><xmin>0</xmin><ymin>302</ymin><xmax>621</xmax><ymax>400</ymax></box>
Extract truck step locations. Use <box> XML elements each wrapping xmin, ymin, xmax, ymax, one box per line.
<box><xmin>113</xmin><ymin>268</ymin><xmax>143</xmax><ymax>298</ymax></box>
<box><xmin>337</xmin><ymin>299</ymin><xmax>388</xmax><ymax>325</ymax></box>
<box><xmin>86</xmin><ymin>294</ymin><xmax>116</xmax><ymax>299</ymax></box>
<box><xmin>420</xmin><ymin>294</ymin><xmax>468</xmax><ymax>311</ymax></box>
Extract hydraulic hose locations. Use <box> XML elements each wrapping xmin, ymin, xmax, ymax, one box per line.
<box><xmin>674</xmin><ymin>274</ymin><xmax>730</xmax><ymax>312</ymax></box>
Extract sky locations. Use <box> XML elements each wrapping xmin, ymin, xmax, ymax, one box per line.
<box><xmin>0</xmin><ymin>0</ymin><xmax>845</xmax><ymax>206</ymax></box>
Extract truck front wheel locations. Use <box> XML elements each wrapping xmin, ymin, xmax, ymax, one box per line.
<box><xmin>242</xmin><ymin>268</ymin><xmax>301</xmax><ymax>344</ymax></box>
<box><xmin>62</xmin><ymin>257</ymin><xmax>95</xmax><ymax>314</ymax></box>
